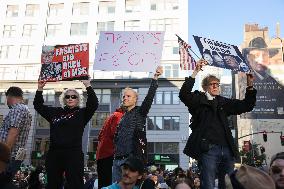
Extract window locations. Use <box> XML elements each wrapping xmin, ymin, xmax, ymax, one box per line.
<box><xmin>164</xmin><ymin>92</ymin><xmax>171</xmax><ymax>104</ymax></box>
<box><xmin>49</xmin><ymin>3</ymin><xmax>64</xmax><ymax>17</ymax></box>
<box><xmin>153</xmin><ymin>91</ymin><xmax>180</xmax><ymax>104</ymax></box>
<box><xmin>6</xmin><ymin>5</ymin><xmax>19</xmax><ymax>17</ymax></box>
<box><xmin>0</xmin><ymin>92</ymin><xmax>6</xmax><ymax>105</ymax></box>
<box><xmin>92</xmin><ymin>112</ymin><xmax>110</xmax><ymax>128</ymax></box>
<box><xmin>148</xmin><ymin>142</ymin><xmax>179</xmax><ymax>154</ymax></box>
<box><xmin>3</xmin><ymin>25</ymin><xmax>16</xmax><ymax>37</ymax></box>
<box><xmin>72</xmin><ymin>2</ymin><xmax>89</xmax><ymax>15</ymax></box>
<box><xmin>94</xmin><ymin>89</ymin><xmax>111</xmax><ymax>104</ymax></box>
<box><xmin>22</xmin><ymin>24</ymin><xmax>37</xmax><ymax>37</ymax></box>
<box><xmin>125</xmin><ymin>0</ymin><xmax>141</xmax><ymax>13</ymax></box>
<box><xmin>161</xmin><ymin>64</ymin><xmax>179</xmax><ymax>78</ymax></box>
<box><xmin>150</xmin><ymin>0</ymin><xmax>179</xmax><ymax>11</ymax></box>
<box><xmin>150</xmin><ymin>18</ymin><xmax>179</xmax><ymax>32</ymax></box>
<box><xmin>147</xmin><ymin>116</ymin><xmax>180</xmax><ymax>130</ymax></box>
<box><xmin>172</xmin><ymin>91</ymin><xmax>179</xmax><ymax>104</ymax></box>
<box><xmin>97</xmin><ymin>22</ymin><xmax>114</xmax><ymax>35</ymax></box>
<box><xmin>46</xmin><ymin>24</ymin><xmax>62</xmax><ymax>37</ymax></box>
<box><xmin>124</xmin><ymin>20</ymin><xmax>140</xmax><ymax>31</ymax></box>
<box><xmin>23</xmin><ymin>92</ymin><xmax>29</xmax><ymax>105</ymax></box>
<box><xmin>0</xmin><ymin>45</ymin><xmax>14</xmax><ymax>59</ymax></box>
<box><xmin>43</xmin><ymin>90</ymin><xmax>55</xmax><ymax>103</ymax></box>
<box><xmin>98</xmin><ymin>1</ymin><xmax>116</xmax><ymax>14</ymax></box>
<box><xmin>70</xmin><ymin>22</ymin><xmax>88</xmax><ymax>36</ymax></box>
<box><xmin>19</xmin><ymin>45</ymin><xmax>34</xmax><ymax>59</ymax></box>
<box><xmin>25</xmin><ymin>4</ymin><xmax>40</xmax><ymax>17</ymax></box>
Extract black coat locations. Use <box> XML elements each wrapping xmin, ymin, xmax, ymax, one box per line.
<box><xmin>179</xmin><ymin>77</ymin><xmax>257</xmax><ymax>160</ymax></box>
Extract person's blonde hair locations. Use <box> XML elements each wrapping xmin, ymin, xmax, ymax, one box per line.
<box><xmin>59</xmin><ymin>89</ymin><xmax>82</xmax><ymax>108</ymax></box>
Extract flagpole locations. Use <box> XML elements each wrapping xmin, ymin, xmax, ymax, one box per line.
<box><xmin>175</xmin><ymin>34</ymin><xmax>201</xmax><ymax>59</ymax></box>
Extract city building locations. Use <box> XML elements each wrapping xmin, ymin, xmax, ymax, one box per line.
<box><xmin>0</xmin><ymin>0</ymin><xmax>190</xmax><ymax>169</ymax></box>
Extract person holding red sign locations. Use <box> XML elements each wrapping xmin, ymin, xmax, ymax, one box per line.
<box><xmin>33</xmin><ymin>77</ymin><xmax>98</xmax><ymax>189</ymax></box>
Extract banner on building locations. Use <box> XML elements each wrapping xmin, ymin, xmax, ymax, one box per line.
<box><xmin>238</xmin><ymin>37</ymin><xmax>284</xmax><ymax>119</ymax></box>
<box><xmin>193</xmin><ymin>35</ymin><xmax>250</xmax><ymax>72</ymax></box>
<box><xmin>40</xmin><ymin>43</ymin><xmax>89</xmax><ymax>81</ymax></box>
<box><xmin>94</xmin><ymin>31</ymin><xmax>165</xmax><ymax>72</ymax></box>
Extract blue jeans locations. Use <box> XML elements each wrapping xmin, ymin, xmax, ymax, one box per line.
<box><xmin>112</xmin><ymin>159</ymin><xmax>126</xmax><ymax>183</ymax></box>
<box><xmin>199</xmin><ymin>145</ymin><xmax>235</xmax><ymax>189</ymax></box>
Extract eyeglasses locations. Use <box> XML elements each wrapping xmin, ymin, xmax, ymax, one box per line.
<box><xmin>209</xmin><ymin>82</ymin><xmax>220</xmax><ymax>87</ymax></box>
<box><xmin>271</xmin><ymin>166</ymin><xmax>284</xmax><ymax>174</ymax></box>
<box><xmin>65</xmin><ymin>95</ymin><xmax>78</xmax><ymax>99</ymax></box>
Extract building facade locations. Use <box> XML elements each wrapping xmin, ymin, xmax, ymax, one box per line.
<box><xmin>0</xmin><ymin>0</ymin><xmax>190</xmax><ymax>169</ymax></box>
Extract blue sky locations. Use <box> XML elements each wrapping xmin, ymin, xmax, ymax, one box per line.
<box><xmin>188</xmin><ymin>0</ymin><xmax>284</xmax><ymax>56</ymax></box>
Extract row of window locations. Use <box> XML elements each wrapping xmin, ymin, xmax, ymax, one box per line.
<box><xmin>2</xmin><ymin>18</ymin><xmax>179</xmax><ymax>39</ymax></box>
<box><xmin>154</xmin><ymin>91</ymin><xmax>180</xmax><ymax>105</ymax></box>
<box><xmin>5</xmin><ymin>1</ymin><xmax>179</xmax><ymax>18</ymax></box>
<box><xmin>147</xmin><ymin>116</ymin><xmax>180</xmax><ymax>130</ymax></box>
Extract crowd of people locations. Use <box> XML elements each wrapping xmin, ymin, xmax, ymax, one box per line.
<box><xmin>0</xmin><ymin>59</ymin><xmax>283</xmax><ymax>189</ymax></box>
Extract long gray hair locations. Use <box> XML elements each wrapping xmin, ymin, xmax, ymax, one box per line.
<box><xmin>59</xmin><ymin>89</ymin><xmax>82</xmax><ymax>108</ymax></box>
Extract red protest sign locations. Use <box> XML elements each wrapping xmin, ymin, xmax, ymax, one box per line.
<box><xmin>40</xmin><ymin>43</ymin><xmax>89</xmax><ymax>81</ymax></box>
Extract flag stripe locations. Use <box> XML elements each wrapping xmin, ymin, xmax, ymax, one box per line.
<box><xmin>178</xmin><ymin>37</ymin><xmax>196</xmax><ymax>70</ymax></box>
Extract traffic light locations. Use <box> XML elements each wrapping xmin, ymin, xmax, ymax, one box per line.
<box><xmin>280</xmin><ymin>134</ymin><xmax>284</xmax><ymax>146</ymax></box>
<box><xmin>263</xmin><ymin>131</ymin><xmax>267</xmax><ymax>142</ymax></box>
<box><xmin>260</xmin><ymin>146</ymin><xmax>265</xmax><ymax>154</ymax></box>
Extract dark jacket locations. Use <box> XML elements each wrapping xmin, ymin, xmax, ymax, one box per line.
<box><xmin>114</xmin><ymin>79</ymin><xmax>158</xmax><ymax>163</ymax></box>
<box><xmin>179</xmin><ymin>77</ymin><xmax>257</xmax><ymax>160</ymax></box>
<box><xmin>33</xmin><ymin>86</ymin><xmax>98</xmax><ymax>150</ymax></box>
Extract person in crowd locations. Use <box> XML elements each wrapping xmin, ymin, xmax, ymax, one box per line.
<box><xmin>33</xmin><ymin>77</ymin><xmax>99</xmax><ymax>189</ymax></box>
<box><xmin>102</xmin><ymin>157</ymin><xmax>144</xmax><ymax>189</ymax></box>
<box><xmin>0</xmin><ymin>86</ymin><xmax>32</xmax><ymax>188</ymax></box>
<box><xmin>193</xmin><ymin>177</ymin><xmax>201</xmax><ymax>189</ymax></box>
<box><xmin>96</xmin><ymin>106</ymin><xmax>125</xmax><ymax>189</ymax></box>
<box><xmin>225</xmin><ymin>165</ymin><xmax>275</xmax><ymax>189</ymax></box>
<box><xmin>179</xmin><ymin>59</ymin><xmax>256</xmax><ymax>189</ymax></box>
<box><xmin>172</xmin><ymin>178</ymin><xmax>193</xmax><ymax>189</ymax></box>
<box><xmin>269</xmin><ymin>152</ymin><xmax>284</xmax><ymax>189</ymax></box>
<box><xmin>112</xmin><ymin>66</ymin><xmax>163</xmax><ymax>182</ymax></box>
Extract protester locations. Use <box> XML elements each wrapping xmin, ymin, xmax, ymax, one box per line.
<box><xmin>269</xmin><ymin>152</ymin><xmax>284</xmax><ymax>189</ymax></box>
<box><xmin>193</xmin><ymin>177</ymin><xmax>201</xmax><ymax>189</ymax></box>
<box><xmin>33</xmin><ymin>77</ymin><xmax>98</xmax><ymax>189</ymax></box>
<box><xmin>172</xmin><ymin>178</ymin><xmax>192</xmax><ymax>189</ymax></box>
<box><xmin>225</xmin><ymin>165</ymin><xmax>275</xmax><ymax>189</ymax></box>
<box><xmin>0</xmin><ymin>86</ymin><xmax>32</xmax><ymax>188</ymax></box>
<box><xmin>102</xmin><ymin>157</ymin><xmax>144</xmax><ymax>189</ymax></box>
<box><xmin>96</xmin><ymin>106</ymin><xmax>125</xmax><ymax>189</ymax></box>
<box><xmin>112</xmin><ymin>66</ymin><xmax>163</xmax><ymax>182</ymax></box>
<box><xmin>179</xmin><ymin>59</ymin><xmax>257</xmax><ymax>189</ymax></box>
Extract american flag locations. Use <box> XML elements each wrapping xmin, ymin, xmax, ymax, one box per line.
<box><xmin>177</xmin><ymin>36</ymin><xmax>196</xmax><ymax>70</ymax></box>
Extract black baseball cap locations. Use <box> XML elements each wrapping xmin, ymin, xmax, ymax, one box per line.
<box><xmin>270</xmin><ymin>152</ymin><xmax>284</xmax><ymax>166</ymax></box>
<box><xmin>121</xmin><ymin>157</ymin><xmax>144</xmax><ymax>174</ymax></box>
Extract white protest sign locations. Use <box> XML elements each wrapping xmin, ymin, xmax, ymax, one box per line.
<box><xmin>94</xmin><ymin>31</ymin><xmax>165</xmax><ymax>72</ymax></box>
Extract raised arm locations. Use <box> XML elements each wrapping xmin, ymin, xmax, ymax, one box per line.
<box><xmin>33</xmin><ymin>80</ymin><xmax>55</xmax><ymax>121</ymax></box>
<box><xmin>224</xmin><ymin>73</ymin><xmax>257</xmax><ymax>115</ymax></box>
<box><xmin>179</xmin><ymin>59</ymin><xmax>206</xmax><ymax>110</ymax></box>
<box><xmin>81</xmin><ymin>77</ymin><xmax>99</xmax><ymax>122</ymax></box>
<box><xmin>139</xmin><ymin>66</ymin><xmax>163</xmax><ymax>116</ymax></box>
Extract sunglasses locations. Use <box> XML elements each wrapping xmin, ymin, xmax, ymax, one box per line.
<box><xmin>271</xmin><ymin>166</ymin><xmax>284</xmax><ymax>174</ymax></box>
<box><xmin>65</xmin><ymin>95</ymin><xmax>78</xmax><ymax>99</ymax></box>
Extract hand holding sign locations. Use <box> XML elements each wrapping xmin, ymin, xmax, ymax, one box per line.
<box><xmin>153</xmin><ymin>66</ymin><xmax>163</xmax><ymax>80</ymax></box>
<box><xmin>38</xmin><ymin>79</ymin><xmax>47</xmax><ymax>91</ymax></box>
<box><xmin>192</xmin><ymin>59</ymin><xmax>207</xmax><ymax>78</ymax></box>
<box><xmin>80</xmin><ymin>75</ymin><xmax>91</xmax><ymax>88</ymax></box>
